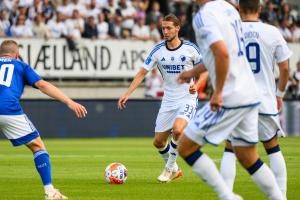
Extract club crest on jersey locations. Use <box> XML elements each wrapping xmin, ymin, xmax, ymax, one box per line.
<box><xmin>171</xmin><ymin>56</ymin><xmax>175</xmax><ymax>61</ymax></box>
<box><xmin>145</xmin><ymin>57</ymin><xmax>152</xmax><ymax>65</ymax></box>
<box><xmin>180</xmin><ymin>55</ymin><xmax>186</xmax><ymax>62</ymax></box>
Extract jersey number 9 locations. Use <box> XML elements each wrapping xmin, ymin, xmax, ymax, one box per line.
<box><xmin>246</xmin><ymin>42</ymin><xmax>261</xmax><ymax>74</ymax></box>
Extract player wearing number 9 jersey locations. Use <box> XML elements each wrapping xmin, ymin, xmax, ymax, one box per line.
<box><xmin>220</xmin><ymin>0</ymin><xmax>292</xmax><ymax>199</ymax></box>
<box><xmin>177</xmin><ymin>0</ymin><xmax>284</xmax><ymax>199</ymax></box>
<box><xmin>0</xmin><ymin>40</ymin><xmax>88</xmax><ymax>200</ymax></box>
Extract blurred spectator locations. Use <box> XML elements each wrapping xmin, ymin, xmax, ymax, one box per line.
<box><xmin>290</xmin><ymin>22</ymin><xmax>300</xmax><ymax>42</ymax></box>
<box><xmin>0</xmin><ymin>9</ymin><xmax>11</xmax><ymax>37</ymax></box>
<box><xmin>102</xmin><ymin>0</ymin><xmax>117</xmax><ymax>19</ymax></box>
<box><xmin>278</xmin><ymin>19</ymin><xmax>292</xmax><ymax>42</ymax></box>
<box><xmin>144</xmin><ymin>68</ymin><xmax>163</xmax><ymax>99</ymax></box>
<box><xmin>86</xmin><ymin>0</ymin><xmax>101</xmax><ymax>22</ymax></box>
<box><xmin>110</xmin><ymin>15</ymin><xmax>122</xmax><ymax>38</ymax></box>
<box><xmin>149</xmin><ymin>20</ymin><xmax>161</xmax><ymax>42</ymax></box>
<box><xmin>71</xmin><ymin>0</ymin><xmax>87</xmax><ymax>17</ymax></box>
<box><xmin>82</xmin><ymin>16</ymin><xmax>98</xmax><ymax>39</ymax></box>
<box><xmin>133</xmin><ymin>0</ymin><xmax>148</xmax><ymax>20</ymax></box>
<box><xmin>292</xmin><ymin>61</ymin><xmax>300</xmax><ymax>99</ymax></box>
<box><xmin>65</xmin><ymin>9</ymin><xmax>84</xmax><ymax>40</ymax></box>
<box><xmin>32</xmin><ymin>14</ymin><xmax>51</xmax><ymax>39</ymax></box>
<box><xmin>116</xmin><ymin>0</ymin><xmax>136</xmax><ymax>34</ymax></box>
<box><xmin>41</xmin><ymin>0</ymin><xmax>56</xmax><ymax>22</ymax></box>
<box><xmin>19</xmin><ymin>0</ymin><xmax>34</xmax><ymax>8</ymax></box>
<box><xmin>11</xmin><ymin>14</ymin><xmax>33</xmax><ymax>37</ymax></box>
<box><xmin>278</xmin><ymin>3</ymin><xmax>297</xmax><ymax>26</ymax></box>
<box><xmin>132</xmin><ymin>16</ymin><xmax>150</xmax><ymax>41</ymax></box>
<box><xmin>156</xmin><ymin>15</ymin><xmax>164</xmax><ymax>38</ymax></box>
<box><xmin>97</xmin><ymin>13</ymin><xmax>109</xmax><ymax>39</ymax></box>
<box><xmin>178</xmin><ymin>14</ymin><xmax>191</xmax><ymax>40</ymax></box>
<box><xmin>146</xmin><ymin>1</ymin><xmax>161</xmax><ymax>24</ymax></box>
<box><xmin>57</xmin><ymin>0</ymin><xmax>74</xmax><ymax>18</ymax></box>
<box><xmin>261</xmin><ymin>1</ymin><xmax>278</xmax><ymax>24</ymax></box>
<box><xmin>28</xmin><ymin>0</ymin><xmax>42</xmax><ymax>21</ymax></box>
<box><xmin>47</xmin><ymin>12</ymin><xmax>67</xmax><ymax>38</ymax></box>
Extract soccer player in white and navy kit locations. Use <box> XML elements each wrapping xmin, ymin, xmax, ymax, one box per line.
<box><xmin>220</xmin><ymin>0</ymin><xmax>292</xmax><ymax>198</ymax></box>
<box><xmin>0</xmin><ymin>40</ymin><xmax>87</xmax><ymax>200</ymax></box>
<box><xmin>177</xmin><ymin>0</ymin><xmax>284</xmax><ymax>200</ymax></box>
<box><xmin>118</xmin><ymin>14</ymin><xmax>203</xmax><ymax>183</ymax></box>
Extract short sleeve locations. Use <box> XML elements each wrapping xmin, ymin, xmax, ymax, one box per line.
<box><xmin>142</xmin><ymin>45</ymin><xmax>160</xmax><ymax>71</ymax></box>
<box><xmin>23</xmin><ymin>63</ymin><xmax>42</xmax><ymax>87</ymax></box>
<box><xmin>274</xmin><ymin>32</ymin><xmax>293</xmax><ymax>63</ymax></box>
<box><xmin>193</xmin><ymin>12</ymin><xmax>224</xmax><ymax>49</ymax></box>
<box><xmin>191</xmin><ymin>45</ymin><xmax>203</xmax><ymax>66</ymax></box>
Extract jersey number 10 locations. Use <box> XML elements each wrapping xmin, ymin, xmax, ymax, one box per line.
<box><xmin>0</xmin><ymin>64</ymin><xmax>14</xmax><ymax>87</ymax></box>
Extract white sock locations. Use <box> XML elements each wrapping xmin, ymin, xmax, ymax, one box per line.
<box><xmin>192</xmin><ymin>153</ymin><xmax>234</xmax><ymax>200</ymax></box>
<box><xmin>158</xmin><ymin>143</ymin><xmax>169</xmax><ymax>163</ymax></box>
<box><xmin>44</xmin><ymin>184</ymin><xmax>54</xmax><ymax>193</ymax></box>
<box><xmin>250</xmin><ymin>163</ymin><xmax>284</xmax><ymax>200</ymax></box>
<box><xmin>268</xmin><ymin>151</ymin><xmax>287</xmax><ymax>198</ymax></box>
<box><xmin>166</xmin><ymin>138</ymin><xmax>178</xmax><ymax>171</ymax></box>
<box><xmin>220</xmin><ymin>151</ymin><xmax>236</xmax><ymax>191</ymax></box>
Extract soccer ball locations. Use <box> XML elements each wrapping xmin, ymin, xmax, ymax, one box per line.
<box><xmin>105</xmin><ymin>162</ymin><xmax>128</xmax><ymax>184</ymax></box>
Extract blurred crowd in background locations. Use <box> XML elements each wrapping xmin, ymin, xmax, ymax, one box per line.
<box><xmin>0</xmin><ymin>0</ymin><xmax>300</xmax><ymax>100</ymax></box>
<box><xmin>0</xmin><ymin>0</ymin><xmax>300</xmax><ymax>42</ymax></box>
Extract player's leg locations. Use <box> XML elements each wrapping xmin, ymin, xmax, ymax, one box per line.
<box><xmin>232</xmin><ymin>108</ymin><xmax>284</xmax><ymax>200</ymax></box>
<box><xmin>220</xmin><ymin>140</ymin><xmax>236</xmax><ymax>191</ymax></box>
<box><xmin>259</xmin><ymin>115</ymin><xmax>287</xmax><ymax>197</ymax></box>
<box><xmin>153</xmin><ymin>131</ymin><xmax>171</xmax><ymax>163</ymax></box>
<box><xmin>178</xmin><ymin>134</ymin><xmax>240</xmax><ymax>200</ymax></box>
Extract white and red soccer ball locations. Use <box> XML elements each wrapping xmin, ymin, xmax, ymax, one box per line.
<box><xmin>105</xmin><ymin>162</ymin><xmax>128</xmax><ymax>184</ymax></box>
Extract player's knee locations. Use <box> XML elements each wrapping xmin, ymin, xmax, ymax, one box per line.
<box><xmin>26</xmin><ymin>138</ymin><xmax>46</xmax><ymax>152</ymax></box>
<box><xmin>153</xmin><ymin>139</ymin><xmax>167</xmax><ymax>149</ymax></box>
<box><xmin>262</xmin><ymin>137</ymin><xmax>279</xmax><ymax>150</ymax></box>
<box><xmin>172</xmin><ymin>128</ymin><xmax>183</xmax><ymax>141</ymax></box>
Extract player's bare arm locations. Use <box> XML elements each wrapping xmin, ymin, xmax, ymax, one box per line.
<box><xmin>35</xmin><ymin>80</ymin><xmax>87</xmax><ymax>118</ymax></box>
<box><xmin>189</xmin><ymin>71</ymin><xmax>209</xmax><ymax>94</ymax></box>
<box><xmin>210</xmin><ymin>40</ymin><xmax>229</xmax><ymax>111</ymax></box>
<box><xmin>177</xmin><ymin>63</ymin><xmax>206</xmax><ymax>84</ymax></box>
<box><xmin>277</xmin><ymin>60</ymin><xmax>290</xmax><ymax>112</ymax></box>
<box><xmin>118</xmin><ymin>68</ymin><xmax>148</xmax><ymax>110</ymax></box>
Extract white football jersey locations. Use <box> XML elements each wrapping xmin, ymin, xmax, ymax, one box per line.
<box><xmin>142</xmin><ymin>40</ymin><xmax>203</xmax><ymax>111</ymax></box>
<box><xmin>242</xmin><ymin>21</ymin><xmax>292</xmax><ymax>115</ymax></box>
<box><xmin>193</xmin><ymin>0</ymin><xmax>259</xmax><ymax>108</ymax></box>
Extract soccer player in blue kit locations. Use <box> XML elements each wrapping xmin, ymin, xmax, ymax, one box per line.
<box><xmin>0</xmin><ymin>40</ymin><xmax>87</xmax><ymax>200</ymax></box>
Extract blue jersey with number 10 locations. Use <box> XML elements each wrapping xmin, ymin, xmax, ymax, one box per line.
<box><xmin>0</xmin><ymin>58</ymin><xmax>42</xmax><ymax>115</ymax></box>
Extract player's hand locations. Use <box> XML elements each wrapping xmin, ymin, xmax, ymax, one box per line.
<box><xmin>67</xmin><ymin>101</ymin><xmax>87</xmax><ymax>118</ymax></box>
<box><xmin>210</xmin><ymin>91</ymin><xmax>223</xmax><ymax>111</ymax></box>
<box><xmin>177</xmin><ymin>70</ymin><xmax>193</xmax><ymax>84</ymax></box>
<box><xmin>276</xmin><ymin>96</ymin><xmax>283</xmax><ymax>112</ymax></box>
<box><xmin>189</xmin><ymin>84</ymin><xmax>197</xmax><ymax>94</ymax></box>
<box><xmin>118</xmin><ymin>94</ymin><xmax>129</xmax><ymax>110</ymax></box>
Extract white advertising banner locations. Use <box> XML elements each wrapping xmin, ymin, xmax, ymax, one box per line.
<box><xmin>13</xmin><ymin>39</ymin><xmax>155</xmax><ymax>78</ymax></box>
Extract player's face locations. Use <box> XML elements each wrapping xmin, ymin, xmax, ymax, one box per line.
<box><xmin>161</xmin><ymin>21</ymin><xmax>179</xmax><ymax>42</ymax></box>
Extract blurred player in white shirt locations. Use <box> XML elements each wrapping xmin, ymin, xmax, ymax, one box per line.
<box><xmin>220</xmin><ymin>0</ymin><xmax>292</xmax><ymax>199</ymax></box>
<box><xmin>177</xmin><ymin>0</ymin><xmax>284</xmax><ymax>199</ymax></box>
<box><xmin>118</xmin><ymin>14</ymin><xmax>204</xmax><ymax>183</ymax></box>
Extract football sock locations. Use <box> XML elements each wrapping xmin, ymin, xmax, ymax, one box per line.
<box><xmin>266</xmin><ymin>145</ymin><xmax>287</xmax><ymax>198</ymax></box>
<box><xmin>248</xmin><ymin>159</ymin><xmax>284</xmax><ymax>200</ymax></box>
<box><xmin>158</xmin><ymin>143</ymin><xmax>170</xmax><ymax>163</ymax></box>
<box><xmin>33</xmin><ymin>150</ymin><xmax>53</xmax><ymax>191</ymax></box>
<box><xmin>185</xmin><ymin>150</ymin><xmax>234</xmax><ymax>200</ymax></box>
<box><xmin>220</xmin><ymin>148</ymin><xmax>236</xmax><ymax>191</ymax></box>
<box><xmin>166</xmin><ymin>138</ymin><xmax>178</xmax><ymax>171</ymax></box>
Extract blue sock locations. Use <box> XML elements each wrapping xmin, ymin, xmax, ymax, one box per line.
<box><xmin>34</xmin><ymin>150</ymin><xmax>52</xmax><ymax>186</ymax></box>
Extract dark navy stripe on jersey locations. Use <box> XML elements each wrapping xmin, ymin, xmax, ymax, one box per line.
<box><xmin>10</xmin><ymin>131</ymin><xmax>39</xmax><ymax>146</ymax></box>
<box><xmin>148</xmin><ymin>42</ymin><xmax>165</xmax><ymax>58</ymax></box>
<box><xmin>185</xmin><ymin>150</ymin><xmax>203</xmax><ymax>166</ymax></box>
<box><xmin>247</xmin><ymin>159</ymin><xmax>264</xmax><ymax>175</ymax></box>
<box><xmin>183</xmin><ymin>41</ymin><xmax>202</xmax><ymax>55</ymax></box>
<box><xmin>266</xmin><ymin>145</ymin><xmax>281</xmax><ymax>155</ymax></box>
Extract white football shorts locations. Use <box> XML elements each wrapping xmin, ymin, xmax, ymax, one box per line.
<box><xmin>258</xmin><ymin>114</ymin><xmax>285</xmax><ymax>142</ymax></box>
<box><xmin>184</xmin><ymin>102</ymin><xmax>259</xmax><ymax>147</ymax></box>
<box><xmin>0</xmin><ymin>114</ymin><xmax>40</xmax><ymax>146</ymax></box>
<box><xmin>155</xmin><ymin>99</ymin><xmax>197</xmax><ymax>133</ymax></box>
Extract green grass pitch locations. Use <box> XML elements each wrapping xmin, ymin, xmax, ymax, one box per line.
<box><xmin>0</xmin><ymin>137</ymin><xmax>299</xmax><ymax>200</ymax></box>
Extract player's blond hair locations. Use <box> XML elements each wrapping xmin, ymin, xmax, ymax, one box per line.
<box><xmin>163</xmin><ymin>14</ymin><xmax>181</xmax><ymax>27</ymax></box>
<box><xmin>0</xmin><ymin>40</ymin><xmax>19</xmax><ymax>55</ymax></box>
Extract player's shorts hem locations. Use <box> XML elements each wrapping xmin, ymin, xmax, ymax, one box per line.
<box><xmin>231</xmin><ymin>137</ymin><xmax>258</xmax><ymax>146</ymax></box>
<box><xmin>260</xmin><ymin>130</ymin><xmax>279</xmax><ymax>143</ymax></box>
<box><xmin>222</xmin><ymin>102</ymin><xmax>260</xmax><ymax>110</ymax></box>
<box><xmin>10</xmin><ymin>131</ymin><xmax>40</xmax><ymax>146</ymax></box>
<box><xmin>203</xmin><ymin>137</ymin><xmax>219</xmax><ymax>146</ymax></box>
<box><xmin>259</xmin><ymin>112</ymin><xmax>279</xmax><ymax>116</ymax></box>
